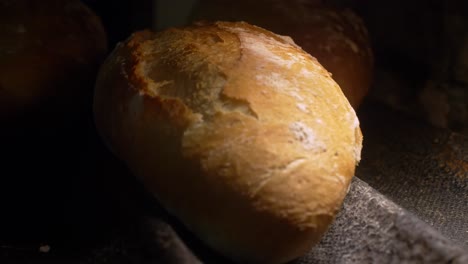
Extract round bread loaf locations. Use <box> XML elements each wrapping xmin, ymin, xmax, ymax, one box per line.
<box><xmin>191</xmin><ymin>0</ymin><xmax>373</xmax><ymax>108</ymax></box>
<box><xmin>94</xmin><ymin>21</ymin><xmax>362</xmax><ymax>264</ymax></box>
<box><xmin>0</xmin><ymin>0</ymin><xmax>107</xmax><ymax>118</ymax></box>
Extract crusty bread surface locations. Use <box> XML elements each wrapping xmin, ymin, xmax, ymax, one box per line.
<box><xmin>94</xmin><ymin>21</ymin><xmax>362</xmax><ymax>264</ymax></box>
<box><xmin>191</xmin><ymin>0</ymin><xmax>374</xmax><ymax>108</ymax></box>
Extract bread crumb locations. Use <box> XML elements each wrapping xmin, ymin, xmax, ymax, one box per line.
<box><xmin>39</xmin><ymin>245</ymin><xmax>50</xmax><ymax>253</ymax></box>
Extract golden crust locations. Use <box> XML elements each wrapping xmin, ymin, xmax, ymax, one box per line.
<box><xmin>191</xmin><ymin>1</ymin><xmax>374</xmax><ymax>108</ymax></box>
<box><xmin>94</xmin><ymin>21</ymin><xmax>362</xmax><ymax>264</ymax></box>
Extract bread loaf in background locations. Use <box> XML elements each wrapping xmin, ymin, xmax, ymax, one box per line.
<box><xmin>94</xmin><ymin>21</ymin><xmax>362</xmax><ymax>264</ymax></box>
<box><xmin>191</xmin><ymin>0</ymin><xmax>373</xmax><ymax>108</ymax></box>
<box><xmin>0</xmin><ymin>0</ymin><xmax>107</xmax><ymax>119</ymax></box>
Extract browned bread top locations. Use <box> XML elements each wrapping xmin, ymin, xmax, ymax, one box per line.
<box><xmin>191</xmin><ymin>0</ymin><xmax>374</xmax><ymax>108</ymax></box>
<box><xmin>94</xmin><ymin>21</ymin><xmax>362</xmax><ymax>264</ymax></box>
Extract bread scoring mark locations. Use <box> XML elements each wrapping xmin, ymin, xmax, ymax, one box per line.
<box><xmin>289</xmin><ymin>122</ymin><xmax>325</xmax><ymax>151</ymax></box>
<box><xmin>249</xmin><ymin>171</ymin><xmax>274</xmax><ymax>198</ymax></box>
<box><xmin>283</xmin><ymin>158</ymin><xmax>307</xmax><ymax>174</ymax></box>
<box><xmin>250</xmin><ymin>158</ymin><xmax>307</xmax><ymax>197</ymax></box>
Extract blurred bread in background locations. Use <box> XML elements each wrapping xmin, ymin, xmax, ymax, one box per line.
<box><xmin>0</xmin><ymin>0</ymin><xmax>107</xmax><ymax>120</ymax></box>
<box><xmin>335</xmin><ymin>0</ymin><xmax>468</xmax><ymax>133</ymax></box>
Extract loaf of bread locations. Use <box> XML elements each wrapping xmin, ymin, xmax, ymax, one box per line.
<box><xmin>94</xmin><ymin>21</ymin><xmax>362</xmax><ymax>264</ymax></box>
<box><xmin>191</xmin><ymin>0</ymin><xmax>374</xmax><ymax>108</ymax></box>
<box><xmin>0</xmin><ymin>0</ymin><xmax>107</xmax><ymax>118</ymax></box>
